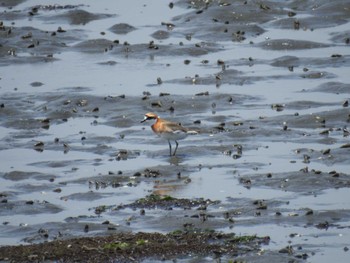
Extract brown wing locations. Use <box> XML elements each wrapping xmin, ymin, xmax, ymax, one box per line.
<box><xmin>162</xmin><ymin>121</ymin><xmax>188</xmax><ymax>133</ymax></box>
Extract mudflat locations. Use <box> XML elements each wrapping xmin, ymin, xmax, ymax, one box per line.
<box><xmin>0</xmin><ymin>0</ymin><xmax>349</xmax><ymax>262</ymax></box>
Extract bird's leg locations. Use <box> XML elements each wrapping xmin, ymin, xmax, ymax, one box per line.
<box><xmin>168</xmin><ymin>140</ymin><xmax>172</xmax><ymax>156</ymax></box>
<box><xmin>173</xmin><ymin>140</ymin><xmax>179</xmax><ymax>156</ymax></box>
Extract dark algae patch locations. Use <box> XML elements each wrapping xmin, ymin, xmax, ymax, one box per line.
<box><xmin>115</xmin><ymin>194</ymin><xmax>220</xmax><ymax>210</ymax></box>
<box><xmin>0</xmin><ymin>231</ymin><xmax>268</xmax><ymax>262</ymax></box>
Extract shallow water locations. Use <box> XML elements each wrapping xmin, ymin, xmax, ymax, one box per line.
<box><xmin>1</xmin><ymin>0</ymin><xmax>350</xmax><ymax>262</ymax></box>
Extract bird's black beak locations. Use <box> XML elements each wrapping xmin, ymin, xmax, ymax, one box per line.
<box><xmin>140</xmin><ymin>116</ymin><xmax>148</xmax><ymax>123</ymax></box>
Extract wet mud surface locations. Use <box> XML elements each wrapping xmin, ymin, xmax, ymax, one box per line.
<box><xmin>1</xmin><ymin>0</ymin><xmax>350</xmax><ymax>262</ymax></box>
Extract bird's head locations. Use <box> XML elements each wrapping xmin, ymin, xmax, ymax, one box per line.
<box><xmin>141</xmin><ymin>112</ymin><xmax>158</xmax><ymax>123</ymax></box>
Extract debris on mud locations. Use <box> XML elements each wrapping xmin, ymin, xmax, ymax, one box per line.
<box><xmin>114</xmin><ymin>194</ymin><xmax>220</xmax><ymax>210</ymax></box>
<box><xmin>0</xmin><ymin>231</ymin><xmax>269</xmax><ymax>263</ymax></box>
<box><xmin>90</xmin><ymin>194</ymin><xmax>221</xmax><ymax>216</ymax></box>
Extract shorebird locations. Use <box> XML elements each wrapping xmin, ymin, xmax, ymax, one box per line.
<box><xmin>141</xmin><ymin>112</ymin><xmax>198</xmax><ymax>156</ymax></box>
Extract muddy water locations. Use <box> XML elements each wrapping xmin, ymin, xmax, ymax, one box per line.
<box><xmin>1</xmin><ymin>0</ymin><xmax>350</xmax><ymax>262</ymax></box>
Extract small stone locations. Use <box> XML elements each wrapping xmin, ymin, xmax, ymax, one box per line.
<box><xmin>195</xmin><ymin>91</ymin><xmax>209</xmax><ymax>96</ymax></box>
<box><xmin>151</xmin><ymin>101</ymin><xmax>162</xmax><ymax>108</ymax></box>
<box><xmin>279</xmin><ymin>246</ymin><xmax>294</xmax><ymax>254</ymax></box>
<box><xmin>305</xmin><ymin>209</ymin><xmax>313</xmax><ymax>216</ymax></box>
<box><xmin>34</xmin><ymin>141</ymin><xmax>44</xmax><ymax>148</ymax></box>
<box><xmin>322</xmin><ymin>148</ymin><xmax>331</xmax><ymax>155</ymax></box>
<box><xmin>57</xmin><ymin>26</ymin><xmax>66</xmax><ymax>33</ymax></box>
<box><xmin>271</xmin><ymin>104</ymin><xmax>284</xmax><ymax>111</ymax></box>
